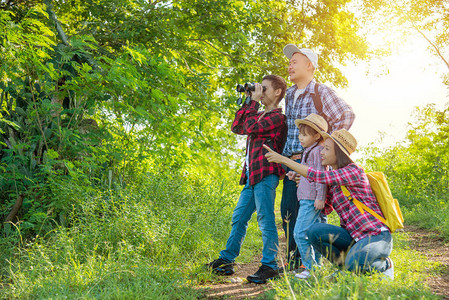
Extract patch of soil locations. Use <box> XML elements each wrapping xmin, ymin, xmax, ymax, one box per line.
<box><xmin>201</xmin><ymin>258</ymin><xmax>271</xmax><ymax>299</ymax></box>
<box><xmin>200</xmin><ymin>222</ymin><xmax>288</xmax><ymax>299</ymax></box>
<box><xmin>406</xmin><ymin>225</ymin><xmax>449</xmax><ymax>299</ymax></box>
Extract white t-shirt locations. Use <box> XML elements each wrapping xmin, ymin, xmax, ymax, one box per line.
<box><xmin>294</xmin><ymin>88</ymin><xmax>306</xmax><ymax>101</ymax></box>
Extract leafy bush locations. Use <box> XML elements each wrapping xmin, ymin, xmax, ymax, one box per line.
<box><xmin>362</xmin><ymin>103</ymin><xmax>449</xmax><ymax>238</ymax></box>
<box><xmin>0</xmin><ymin>169</ymin><xmax>240</xmax><ymax>298</ymax></box>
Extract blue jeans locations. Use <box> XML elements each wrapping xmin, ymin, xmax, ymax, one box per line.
<box><xmin>280</xmin><ymin>160</ymin><xmax>301</xmax><ymax>264</ymax></box>
<box><xmin>307</xmin><ymin>223</ymin><xmax>393</xmax><ymax>273</ymax></box>
<box><xmin>293</xmin><ymin>200</ymin><xmax>322</xmax><ymax>270</ymax></box>
<box><xmin>219</xmin><ymin>174</ymin><xmax>279</xmax><ymax>269</ymax></box>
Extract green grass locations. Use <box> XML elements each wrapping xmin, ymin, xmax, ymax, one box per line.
<box><xmin>0</xmin><ymin>172</ymin><xmax>446</xmax><ymax>299</ymax></box>
<box><xmin>401</xmin><ymin>199</ymin><xmax>449</xmax><ymax>239</ymax></box>
<box><xmin>0</xmin><ymin>171</ymin><xmax>264</xmax><ymax>299</ymax></box>
<box><xmin>268</xmin><ymin>230</ymin><xmax>442</xmax><ymax>299</ymax></box>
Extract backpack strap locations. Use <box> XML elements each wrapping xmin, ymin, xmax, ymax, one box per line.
<box><xmin>311</xmin><ymin>83</ymin><xmax>323</xmax><ymax>114</ymax></box>
<box><xmin>340</xmin><ymin>186</ymin><xmax>387</xmax><ymax>224</ymax></box>
<box><xmin>311</xmin><ymin>83</ymin><xmax>331</xmax><ymax>133</ymax></box>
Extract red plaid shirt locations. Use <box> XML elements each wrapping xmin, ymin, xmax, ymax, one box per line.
<box><xmin>232</xmin><ymin>100</ymin><xmax>287</xmax><ymax>186</ymax></box>
<box><xmin>307</xmin><ymin>163</ymin><xmax>387</xmax><ymax>241</ymax></box>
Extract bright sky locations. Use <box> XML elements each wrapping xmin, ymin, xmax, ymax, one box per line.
<box><xmin>336</xmin><ymin>36</ymin><xmax>448</xmax><ymax>156</ymax></box>
<box><xmin>236</xmin><ymin>36</ymin><xmax>448</xmax><ymax>163</ymax></box>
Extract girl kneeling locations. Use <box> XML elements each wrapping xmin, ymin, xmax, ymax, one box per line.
<box><xmin>264</xmin><ymin>129</ymin><xmax>394</xmax><ymax>279</ymax></box>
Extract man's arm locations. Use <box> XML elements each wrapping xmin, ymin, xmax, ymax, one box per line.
<box><xmin>320</xmin><ymin>86</ymin><xmax>355</xmax><ymax>131</ymax></box>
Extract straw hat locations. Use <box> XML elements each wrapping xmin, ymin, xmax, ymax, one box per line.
<box><xmin>321</xmin><ymin>129</ymin><xmax>357</xmax><ymax>158</ymax></box>
<box><xmin>294</xmin><ymin>113</ymin><xmax>328</xmax><ymax>134</ymax></box>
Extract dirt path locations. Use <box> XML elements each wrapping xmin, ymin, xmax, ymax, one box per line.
<box><xmin>406</xmin><ymin>225</ymin><xmax>449</xmax><ymax>299</ymax></box>
<box><xmin>201</xmin><ymin>223</ymin><xmax>287</xmax><ymax>299</ymax></box>
<box><xmin>201</xmin><ymin>256</ymin><xmax>271</xmax><ymax>299</ymax></box>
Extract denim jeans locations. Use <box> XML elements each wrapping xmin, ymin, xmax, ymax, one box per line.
<box><xmin>293</xmin><ymin>200</ymin><xmax>322</xmax><ymax>270</ymax></box>
<box><xmin>307</xmin><ymin>223</ymin><xmax>393</xmax><ymax>273</ymax></box>
<box><xmin>219</xmin><ymin>173</ymin><xmax>279</xmax><ymax>269</ymax></box>
<box><xmin>280</xmin><ymin>159</ymin><xmax>301</xmax><ymax>264</ymax></box>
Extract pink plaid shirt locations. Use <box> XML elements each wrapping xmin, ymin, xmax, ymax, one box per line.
<box><xmin>307</xmin><ymin>163</ymin><xmax>387</xmax><ymax>241</ymax></box>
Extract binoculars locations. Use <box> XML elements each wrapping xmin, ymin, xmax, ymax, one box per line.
<box><xmin>235</xmin><ymin>83</ymin><xmax>266</xmax><ymax>105</ymax></box>
<box><xmin>236</xmin><ymin>83</ymin><xmax>266</xmax><ymax>93</ymax></box>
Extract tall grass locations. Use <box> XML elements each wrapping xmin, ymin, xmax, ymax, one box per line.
<box><xmin>0</xmin><ymin>170</ymin><xmax>251</xmax><ymax>299</ymax></box>
<box><xmin>1</xmin><ymin>168</ymin><xmax>445</xmax><ymax>299</ymax></box>
<box><xmin>269</xmin><ymin>230</ymin><xmax>441</xmax><ymax>299</ymax></box>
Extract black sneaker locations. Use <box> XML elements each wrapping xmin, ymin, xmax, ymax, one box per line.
<box><xmin>206</xmin><ymin>258</ymin><xmax>235</xmax><ymax>275</ymax></box>
<box><xmin>247</xmin><ymin>265</ymin><xmax>279</xmax><ymax>284</ymax></box>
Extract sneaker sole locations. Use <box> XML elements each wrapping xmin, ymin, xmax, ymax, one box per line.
<box><xmin>247</xmin><ymin>277</ymin><xmax>267</xmax><ymax>284</ymax></box>
<box><xmin>247</xmin><ymin>274</ymin><xmax>279</xmax><ymax>284</ymax></box>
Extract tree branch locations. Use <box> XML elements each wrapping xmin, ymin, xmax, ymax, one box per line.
<box><xmin>199</xmin><ymin>39</ymin><xmax>234</xmax><ymax>60</ymax></box>
<box><xmin>44</xmin><ymin>0</ymin><xmax>69</xmax><ymax>46</ymax></box>
<box><xmin>412</xmin><ymin>23</ymin><xmax>449</xmax><ymax>70</ymax></box>
<box><xmin>4</xmin><ymin>194</ymin><xmax>24</xmax><ymax>223</ymax></box>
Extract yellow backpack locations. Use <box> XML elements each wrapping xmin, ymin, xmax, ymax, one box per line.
<box><xmin>341</xmin><ymin>172</ymin><xmax>404</xmax><ymax>233</ymax></box>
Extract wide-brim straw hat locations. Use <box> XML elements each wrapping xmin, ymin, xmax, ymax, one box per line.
<box><xmin>320</xmin><ymin>129</ymin><xmax>357</xmax><ymax>158</ymax></box>
<box><xmin>294</xmin><ymin>113</ymin><xmax>328</xmax><ymax>134</ymax></box>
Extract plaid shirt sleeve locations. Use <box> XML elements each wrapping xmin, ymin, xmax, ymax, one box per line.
<box><xmin>319</xmin><ymin>84</ymin><xmax>355</xmax><ymax>131</ymax></box>
<box><xmin>232</xmin><ymin>100</ymin><xmax>285</xmax><ymax>135</ymax></box>
<box><xmin>231</xmin><ymin>102</ymin><xmax>257</xmax><ymax>135</ymax></box>
<box><xmin>307</xmin><ymin>163</ymin><xmax>360</xmax><ymax>186</ymax></box>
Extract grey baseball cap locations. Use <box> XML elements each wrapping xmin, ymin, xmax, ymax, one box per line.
<box><xmin>283</xmin><ymin>44</ymin><xmax>319</xmax><ymax>69</ymax></box>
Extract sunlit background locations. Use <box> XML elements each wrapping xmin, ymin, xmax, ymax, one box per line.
<box><xmin>341</xmin><ymin>35</ymin><xmax>448</xmax><ymax>152</ymax></box>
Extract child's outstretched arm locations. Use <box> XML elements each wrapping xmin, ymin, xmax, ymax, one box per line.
<box><xmin>264</xmin><ymin>144</ymin><xmax>308</xmax><ymax>177</ymax></box>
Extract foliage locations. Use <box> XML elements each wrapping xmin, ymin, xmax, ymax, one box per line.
<box><xmin>4</xmin><ymin>1</ymin><xmax>436</xmax><ymax>298</ymax></box>
<box><xmin>359</xmin><ymin>0</ymin><xmax>449</xmax><ymax>80</ymax></box>
<box><xmin>0</xmin><ymin>0</ymin><xmax>371</xmax><ymax>238</ymax></box>
<box><xmin>362</xmin><ymin>103</ymin><xmax>449</xmax><ymax>238</ymax></box>
<box><xmin>0</xmin><ymin>168</ymin><xmax>245</xmax><ymax>298</ymax></box>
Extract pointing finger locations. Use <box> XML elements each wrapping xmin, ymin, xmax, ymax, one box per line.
<box><xmin>263</xmin><ymin>144</ymin><xmax>274</xmax><ymax>152</ymax></box>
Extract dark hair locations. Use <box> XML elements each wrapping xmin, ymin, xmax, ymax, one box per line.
<box><xmin>298</xmin><ymin>124</ymin><xmax>323</xmax><ymax>142</ymax></box>
<box><xmin>262</xmin><ymin>75</ymin><xmax>287</xmax><ymax>103</ymax></box>
<box><xmin>333</xmin><ymin>140</ymin><xmax>353</xmax><ymax>169</ymax></box>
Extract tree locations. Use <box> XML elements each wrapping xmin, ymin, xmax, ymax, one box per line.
<box><xmin>360</xmin><ymin>0</ymin><xmax>449</xmax><ymax>82</ymax></box>
<box><xmin>1</xmin><ymin>0</ymin><xmax>371</xmax><ymax>235</ymax></box>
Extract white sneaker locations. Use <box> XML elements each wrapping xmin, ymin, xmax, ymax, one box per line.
<box><xmin>382</xmin><ymin>257</ymin><xmax>394</xmax><ymax>280</ymax></box>
<box><xmin>295</xmin><ymin>270</ymin><xmax>311</xmax><ymax>279</ymax></box>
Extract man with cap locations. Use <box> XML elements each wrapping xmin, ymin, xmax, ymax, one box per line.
<box><xmin>280</xmin><ymin>44</ymin><xmax>355</xmax><ymax>270</ymax></box>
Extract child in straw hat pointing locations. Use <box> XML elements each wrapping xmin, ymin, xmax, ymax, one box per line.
<box><xmin>264</xmin><ymin>129</ymin><xmax>394</xmax><ymax>279</ymax></box>
<box><xmin>285</xmin><ymin>113</ymin><xmax>330</xmax><ymax>279</ymax></box>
